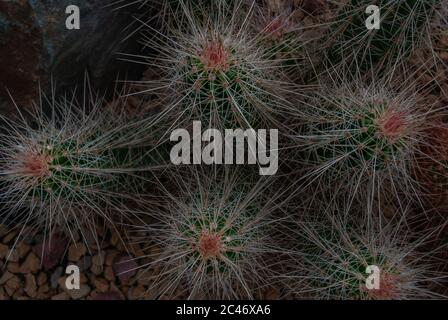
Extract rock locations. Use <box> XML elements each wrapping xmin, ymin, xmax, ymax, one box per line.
<box><xmin>16</xmin><ymin>243</ymin><xmax>30</xmax><ymax>258</ymax></box>
<box><xmin>0</xmin><ymin>243</ymin><xmax>9</xmax><ymax>259</ymax></box>
<box><xmin>6</xmin><ymin>262</ymin><xmax>20</xmax><ymax>273</ymax></box>
<box><xmin>36</xmin><ymin>284</ymin><xmax>50</xmax><ymax>299</ymax></box>
<box><xmin>5</xmin><ymin>275</ymin><xmax>21</xmax><ymax>295</ymax></box>
<box><xmin>19</xmin><ymin>253</ymin><xmax>41</xmax><ymax>273</ymax></box>
<box><xmin>67</xmin><ymin>284</ymin><xmax>91</xmax><ymax>300</ymax></box>
<box><xmin>33</xmin><ymin>234</ymin><xmax>67</xmax><ymax>270</ymax></box>
<box><xmin>0</xmin><ymin>271</ymin><xmax>14</xmax><ymax>285</ymax></box>
<box><xmin>80</xmin><ymin>273</ymin><xmax>88</xmax><ymax>284</ymax></box>
<box><xmin>92</xmin><ymin>252</ymin><xmax>105</xmax><ymax>267</ymax></box>
<box><xmin>93</xmin><ymin>278</ymin><xmax>109</xmax><ymax>293</ymax></box>
<box><xmin>1</xmin><ymin>231</ymin><xmax>18</xmax><ymax>244</ymax></box>
<box><xmin>127</xmin><ymin>284</ymin><xmax>146</xmax><ymax>300</ymax></box>
<box><xmin>6</xmin><ymin>248</ymin><xmax>19</xmax><ymax>262</ymax></box>
<box><xmin>109</xmin><ymin>283</ymin><xmax>126</xmax><ymax>300</ymax></box>
<box><xmin>104</xmin><ymin>266</ymin><xmax>115</xmax><ymax>282</ymax></box>
<box><xmin>0</xmin><ymin>0</ymin><xmax>46</xmax><ymax>115</ymax></box>
<box><xmin>91</xmin><ymin>252</ymin><xmax>105</xmax><ymax>275</ymax></box>
<box><xmin>113</xmin><ymin>255</ymin><xmax>139</xmax><ymax>284</ymax></box>
<box><xmin>68</xmin><ymin>243</ymin><xmax>87</xmax><ymax>261</ymax></box>
<box><xmin>105</xmin><ymin>250</ymin><xmax>120</xmax><ymax>266</ymax></box>
<box><xmin>51</xmin><ymin>267</ymin><xmax>64</xmax><ymax>289</ymax></box>
<box><xmin>0</xmin><ymin>0</ymin><xmax>149</xmax><ymax>115</ymax></box>
<box><xmin>37</xmin><ymin>273</ymin><xmax>48</xmax><ymax>286</ymax></box>
<box><xmin>51</xmin><ymin>292</ymin><xmax>70</xmax><ymax>300</ymax></box>
<box><xmin>12</xmin><ymin>288</ymin><xmax>25</xmax><ymax>299</ymax></box>
<box><xmin>4</xmin><ymin>285</ymin><xmax>15</xmax><ymax>297</ymax></box>
<box><xmin>24</xmin><ymin>274</ymin><xmax>37</xmax><ymax>298</ymax></box>
<box><xmin>91</xmin><ymin>264</ymin><xmax>103</xmax><ymax>276</ymax></box>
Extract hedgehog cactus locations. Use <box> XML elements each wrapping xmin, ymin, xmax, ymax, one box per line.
<box><xmin>130</xmin><ymin>169</ymin><xmax>281</xmax><ymax>299</ymax></box>
<box><xmin>288</xmin><ymin>212</ymin><xmax>446</xmax><ymax>299</ymax></box>
<box><xmin>0</xmin><ymin>89</ymin><xmax>146</xmax><ymax>241</ymax></box>
<box><xmin>180</xmin><ymin>196</ymin><xmax>258</xmax><ymax>275</ymax></box>
<box><xmin>293</xmin><ymin>82</ymin><xmax>431</xmax><ymax>212</ymax></box>
<box><xmin>324</xmin><ymin>0</ymin><xmax>441</xmax><ymax>75</ymax></box>
<box><xmin>311</xmin><ymin>102</ymin><xmax>413</xmax><ymax>169</ymax></box>
<box><xmin>132</xmin><ymin>2</ymin><xmax>292</xmax><ymax>130</ymax></box>
<box><xmin>184</xmin><ymin>34</ymin><xmax>268</xmax><ymax>128</ymax></box>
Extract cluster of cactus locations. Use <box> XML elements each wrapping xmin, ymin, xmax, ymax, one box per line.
<box><xmin>0</xmin><ymin>0</ymin><xmax>446</xmax><ymax>300</ymax></box>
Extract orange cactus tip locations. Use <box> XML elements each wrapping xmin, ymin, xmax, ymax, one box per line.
<box><xmin>376</xmin><ymin>109</ymin><xmax>408</xmax><ymax>142</ymax></box>
<box><xmin>14</xmin><ymin>147</ymin><xmax>51</xmax><ymax>178</ymax></box>
<box><xmin>197</xmin><ymin>230</ymin><xmax>222</xmax><ymax>259</ymax></box>
<box><xmin>199</xmin><ymin>38</ymin><xmax>230</xmax><ymax>72</ymax></box>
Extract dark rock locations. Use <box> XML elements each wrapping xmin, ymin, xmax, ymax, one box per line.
<box><xmin>0</xmin><ymin>0</ymin><xmax>44</xmax><ymax>114</ymax></box>
<box><xmin>0</xmin><ymin>0</ymin><xmax>149</xmax><ymax>114</ymax></box>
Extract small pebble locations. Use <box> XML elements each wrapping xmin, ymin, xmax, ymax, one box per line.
<box><xmin>24</xmin><ymin>274</ymin><xmax>37</xmax><ymax>298</ymax></box>
<box><xmin>68</xmin><ymin>243</ymin><xmax>87</xmax><ymax>261</ymax></box>
<box><xmin>0</xmin><ymin>243</ymin><xmax>9</xmax><ymax>259</ymax></box>
<box><xmin>19</xmin><ymin>253</ymin><xmax>40</xmax><ymax>273</ymax></box>
<box><xmin>51</xmin><ymin>292</ymin><xmax>70</xmax><ymax>300</ymax></box>
<box><xmin>67</xmin><ymin>284</ymin><xmax>91</xmax><ymax>300</ymax></box>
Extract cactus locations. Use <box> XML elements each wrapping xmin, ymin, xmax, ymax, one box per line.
<box><xmin>287</xmin><ymin>210</ymin><xmax>447</xmax><ymax>299</ymax></box>
<box><xmin>293</xmin><ymin>80</ymin><xmax>432</xmax><ymax>212</ymax></box>
<box><xmin>132</xmin><ymin>2</ymin><xmax>293</xmax><ymax>130</ymax></box>
<box><xmin>128</xmin><ymin>168</ymin><xmax>282</xmax><ymax>299</ymax></box>
<box><xmin>323</xmin><ymin>0</ymin><xmax>441</xmax><ymax>75</ymax></box>
<box><xmin>0</xmin><ymin>87</ymin><xmax>155</xmax><ymax>243</ymax></box>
